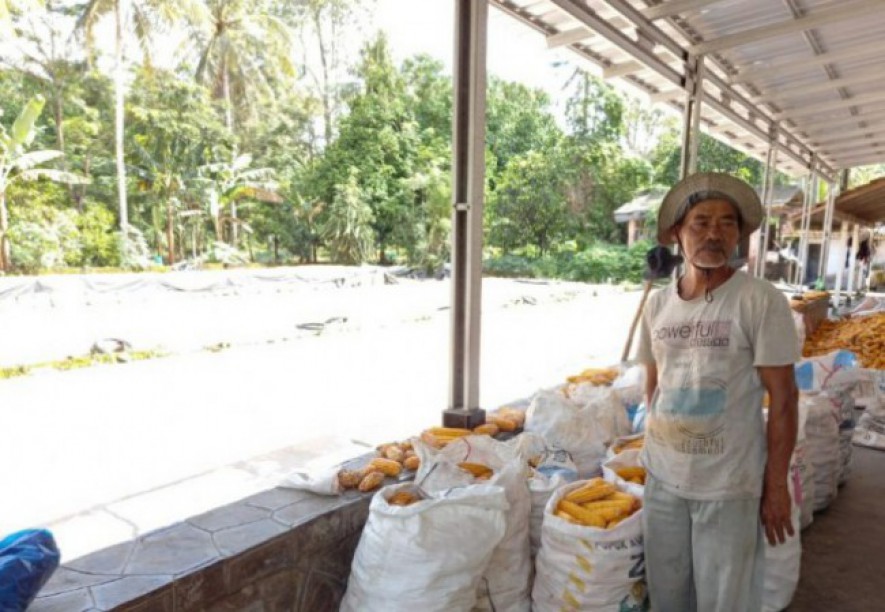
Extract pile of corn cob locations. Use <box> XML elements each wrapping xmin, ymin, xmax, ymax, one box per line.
<box><xmin>555</xmin><ymin>478</ymin><xmax>641</xmax><ymax>529</ymax></box>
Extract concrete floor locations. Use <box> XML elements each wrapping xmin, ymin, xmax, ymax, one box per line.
<box><xmin>790</xmin><ymin>446</ymin><xmax>885</xmax><ymax>611</ymax></box>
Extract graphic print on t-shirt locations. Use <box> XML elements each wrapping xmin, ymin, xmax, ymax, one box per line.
<box><xmin>650</xmin><ymin>318</ymin><xmax>732</xmax><ymax>455</ymax></box>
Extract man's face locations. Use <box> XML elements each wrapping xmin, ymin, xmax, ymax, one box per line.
<box><xmin>672</xmin><ymin>198</ymin><xmax>741</xmax><ymax>269</ymax></box>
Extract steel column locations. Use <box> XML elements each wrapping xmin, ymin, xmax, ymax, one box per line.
<box><xmin>818</xmin><ymin>183</ymin><xmax>836</xmax><ymax>282</ymax></box>
<box><xmin>847</xmin><ymin>224</ymin><xmax>860</xmax><ymax>296</ymax></box>
<box><xmin>795</xmin><ymin>165</ymin><xmax>816</xmax><ymax>286</ymax></box>
<box><xmin>680</xmin><ymin>56</ymin><xmax>705</xmax><ymax>179</ymax></box>
<box><xmin>755</xmin><ymin>141</ymin><xmax>777</xmax><ymax>277</ymax></box>
<box><xmin>446</xmin><ymin>0</ymin><xmax>487</xmax><ymax>428</ymax></box>
<box><xmin>834</xmin><ymin>222</ymin><xmax>847</xmax><ymax>308</ymax></box>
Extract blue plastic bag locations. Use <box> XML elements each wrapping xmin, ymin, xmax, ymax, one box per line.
<box><xmin>0</xmin><ymin>529</ymin><xmax>60</xmax><ymax>612</ymax></box>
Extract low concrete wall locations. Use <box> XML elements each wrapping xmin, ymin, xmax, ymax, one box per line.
<box><xmin>32</xmin><ymin>464</ymin><xmax>380</xmax><ymax>611</ymax></box>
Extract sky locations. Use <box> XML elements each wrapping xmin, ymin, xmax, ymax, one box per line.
<box><xmin>372</xmin><ymin>0</ymin><xmax>578</xmax><ymax>98</ymax></box>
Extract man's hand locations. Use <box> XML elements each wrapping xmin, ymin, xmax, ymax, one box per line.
<box><xmin>761</xmin><ymin>479</ymin><xmax>794</xmax><ymax>545</ymax></box>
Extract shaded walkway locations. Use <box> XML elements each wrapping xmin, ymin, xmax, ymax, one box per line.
<box><xmin>790</xmin><ymin>446</ymin><xmax>885</xmax><ymax>610</ymax></box>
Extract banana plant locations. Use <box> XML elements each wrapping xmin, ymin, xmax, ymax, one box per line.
<box><xmin>0</xmin><ymin>95</ymin><xmax>89</xmax><ymax>271</ymax></box>
<box><xmin>198</xmin><ymin>153</ymin><xmax>282</xmax><ymax>248</ymax></box>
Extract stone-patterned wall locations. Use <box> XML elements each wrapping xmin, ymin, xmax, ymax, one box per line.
<box><xmin>31</xmin><ymin>485</ymin><xmax>373</xmax><ymax>612</ymax></box>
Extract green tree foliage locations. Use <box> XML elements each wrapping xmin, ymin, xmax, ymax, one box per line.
<box><xmin>0</xmin><ymin>94</ymin><xmax>88</xmax><ymax>270</ymax></box>
<box><xmin>307</xmin><ymin>33</ymin><xmax>419</xmax><ymax>263</ymax></box>
<box><xmin>557</xmin><ymin>71</ymin><xmax>653</xmax><ymax>245</ymax></box>
<box><xmin>320</xmin><ymin>168</ymin><xmax>374</xmax><ymax>264</ymax></box>
<box><xmin>652</xmin><ymin>130</ymin><xmax>765</xmax><ymax>188</ymax></box>
<box><xmin>489</xmin><ymin>149</ymin><xmax>570</xmax><ymax>256</ymax></box>
<box><xmin>125</xmin><ymin>68</ymin><xmax>232</xmax><ymax>262</ymax></box>
<box><xmin>486</xmin><ymin>78</ymin><xmax>561</xmax><ymax>185</ymax></box>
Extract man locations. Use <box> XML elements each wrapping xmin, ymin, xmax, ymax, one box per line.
<box><xmin>636</xmin><ymin>172</ymin><xmax>800</xmax><ymax>612</ymax></box>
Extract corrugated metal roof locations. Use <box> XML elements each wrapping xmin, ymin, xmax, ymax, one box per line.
<box><xmin>491</xmin><ymin>0</ymin><xmax>885</xmax><ymax>183</ymax></box>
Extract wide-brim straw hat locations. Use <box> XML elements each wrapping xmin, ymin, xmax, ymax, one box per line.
<box><xmin>657</xmin><ymin>172</ymin><xmax>763</xmax><ymax>245</ymax></box>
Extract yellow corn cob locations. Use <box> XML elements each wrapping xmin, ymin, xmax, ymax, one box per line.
<box><xmin>615</xmin><ymin>466</ymin><xmax>646</xmax><ymax>480</ymax></box>
<box><xmin>586</xmin><ymin>505</ymin><xmax>629</xmax><ymax>523</ymax></box>
<box><xmin>403</xmin><ymin>455</ymin><xmax>420</xmax><ymax>471</ymax></box>
<box><xmin>387</xmin><ymin>490</ymin><xmax>419</xmax><ymax>506</ymax></box>
<box><xmin>358</xmin><ymin>471</ymin><xmax>385</xmax><ymax>492</ymax></box>
<box><xmin>606</xmin><ymin>516</ymin><xmax>625</xmax><ymax>529</ymax></box>
<box><xmin>486</xmin><ymin>414</ymin><xmax>518</xmax><ymax>432</ymax></box>
<box><xmin>564</xmin><ymin>480</ymin><xmax>616</xmax><ymax>504</ymax></box>
<box><xmin>458</xmin><ymin>462</ymin><xmax>493</xmax><ymax>478</ymax></box>
<box><xmin>580</xmin><ymin>499</ymin><xmax>634</xmax><ymax>513</ymax></box>
<box><xmin>473</xmin><ymin>423</ymin><xmax>500</xmax><ymax>436</ymax></box>
<box><xmin>384</xmin><ymin>445</ymin><xmax>405</xmax><ymax>463</ymax></box>
<box><xmin>368</xmin><ymin>458</ymin><xmax>402</xmax><ymax>477</ymax></box>
<box><xmin>425</xmin><ymin>427</ymin><xmax>472</xmax><ymax>437</ymax></box>
<box><xmin>497</xmin><ymin>407</ymin><xmax>526</xmax><ymax>427</ymax></box>
<box><xmin>557</xmin><ymin>500</ymin><xmax>607</xmax><ymax>528</ymax></box>
<box><xmin>555</xmin><ymin>510</ymin><xmax>578</xmax><ymax>524</ymax></box>
<box><xmin>607</xmin><ymin>491</ymin><xmax>636</xmax><ymax>502</ymax></box>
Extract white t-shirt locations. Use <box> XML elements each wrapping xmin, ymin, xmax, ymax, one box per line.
<box><xmin>636</xmin><ymin>270</ymin><xmax>800</xmax><ymax>500</ymax></box>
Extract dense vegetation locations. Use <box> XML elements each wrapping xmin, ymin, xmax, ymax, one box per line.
<box><xmin>1</xmin><ymin>0</ymin><xmax>777</xmax><ymax>281</ymax></box>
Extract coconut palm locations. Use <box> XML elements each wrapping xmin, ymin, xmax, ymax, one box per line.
<box><xmin>76</xmin><ymin>0</ymin><xmax>205</xmax><ymax>234</ymax></box>
<box><xmin>191</xmin><ymin>0</ymin><xmax>295</xmax><ymax>133</ymax></box>
<box><xmin>0</xmin><ymin>95</ymin><xmax>89</xmax><ymax>271</ymax></box>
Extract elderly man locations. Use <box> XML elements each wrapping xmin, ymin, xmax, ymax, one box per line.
<box><xmin>636</xmin><ymin>173</ymin><xmax>800</xmax><ymax>612</ymax></box>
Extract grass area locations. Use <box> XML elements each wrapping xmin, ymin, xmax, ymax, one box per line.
<box><xmin>0</xmin><ymin>349</ymin><xmax>167</xmax><ymax>380</ymax></box>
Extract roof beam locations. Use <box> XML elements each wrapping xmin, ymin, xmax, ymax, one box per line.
<box><xmin>752</xmin><ymin>71</ymin><xmax>885</xmax><ymax>104</ymax></box>
<box><xmin>821</xmin><ymin>140</ymin><xmax>885</xmax><ymax>156</ymax></box>
<box><xmin>600</xmin><ymin>0</ymin><xmax>834</xmax><ymax>180</ymax></box>
<box><xmin>795</xmin><ymin>108</ymin><xmax>885</xmax><ymax>135</ymax></box>
<box><xmin>642</xmin><ymin>0</ymin><xmax>724</xmax><ymax>20</ymax></box>
<box><xmin>832</xmin><ymin>151</ymin><xmax>885</xmax><ymax>166</ymax></box>
<box><xmin>549</xmin><ymin>0</ymin><xmax>683</xmax><ymax>87</ymax></box>
<box><xmin>776</xmin><ymin>91</ymin><xmax>885</xmax><ymax>121</ymax></box>
<box><xmin>811</xmin><ymin>125</ymin><xmax>885</xmax><ymax>147</ymax></box>
<box><xmin>690</xmin><ymin>0</ymin><xmax>884</xmax><ymax>55</ymax></box>
<box><xmin>729</xmin><ymin>39</ymin><xmax>885</xmax><ymax>85</ymax></box>
<box><xmin>602</xmin><ymin>53</ymin><xmax>672</xmax><ymax>79</ymax></box>
<box><xmin>546</xmin><ymin>27</ymin><xmax>594</xmax><ymax>48</ymax></box>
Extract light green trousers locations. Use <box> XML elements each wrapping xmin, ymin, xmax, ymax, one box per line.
<box><xmin>642</xmin><ymin>475</ymin><xmax>765</xmax><ymax>612</ymax></box>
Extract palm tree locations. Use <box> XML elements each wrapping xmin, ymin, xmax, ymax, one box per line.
<box><xmin>0</xmin><ymin>95</ymin><xmax>89</xmax><ymax>271</ymax></box>
<box><xmin>192</xmin><ymin>0</ymin><xmax>295</xmax><ymax>134</ymax></box>
<box><xmin>76</xmin><ymin>0</ymin><xmax>204</xmax><ymax>235</ymax></box>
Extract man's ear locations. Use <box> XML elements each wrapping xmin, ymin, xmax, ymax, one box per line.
<box><xmin>668</xmin><ymin>225</ymin><xmax>681</xmax><ymax>244</ymax></box>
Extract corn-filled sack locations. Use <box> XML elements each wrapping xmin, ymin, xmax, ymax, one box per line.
<box><xmin>794</xmin><ymin>437</ymin><xmax>815</xmax><ymax>530</ymax></box>
<box><xmin>527</xmin><ymin>448</ymin><xmax>578</xmax><ymax>558</ymax></box>
<box><xmin>340</xmin><ymin>483</ymin><xmax>508</xmax><ymax>612</ymax></box>
<box><xmin>601</xmin><ymin>449</ymin><xmax>645</xmax><ymax>498</ymax></box>
<box><xmin>803</xmin><ymin>393</ymin><xmax>840</xmax><ymax>511</ymax></box>
<box><xmin>526</xmin><ymin>389</ymin><xmax>621</xmax><ymax>478</ymax></box>
<box><xmin>606</xmin><ymin>433</ymin><xmax>645</xmax><ymax>459</ymax></box>
<box><xmin>852</xmin><ymin>370</ymin><xmax>885</xmax><ymax>450</ymax></box>
<box><xmin>416</xmin><ymin>436</ymin><xmax>533</xmax><ymax>612</ymax></box>
<box><xmin>532</xmin><ymin>479</ymin><xmax>649</xmax><ymax>612</ymax></box>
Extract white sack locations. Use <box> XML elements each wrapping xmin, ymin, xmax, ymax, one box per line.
<box><xmin>601</xmin><ymin>449</ymin><xmax>645</xmax><ymax>498</ymax></box>
<box><xmin>340</xmin><ymin>483</ymin><xmax>508</xmax><ymax>612</ymax></box>
<box><xmin>762</xmin><ymin>463</ymin><xmax>802</xmax><ymax>612</ymax></box>
<box><xmin>415</xmin><ymin>436</ymin><xmax>532</xmax><ymax>612</ymax></box>
<box><xmin>526</xmin><ymin>389</ymin><xmax>622</xmax><ymax>477</ymax></box>
<box><xmin>803</xmin><ymin>393</ymin><xmax>840</xmax><ymax>512</ymax></box>
<box><xmin>527</xmin><ymin>447</ymin><xmax>578</xmax><ymax>557</ymax></box>
<box><xmin>532</xmin><ymin>480</ymin><xmax>648</xmax><ymax>612</ymax></box>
